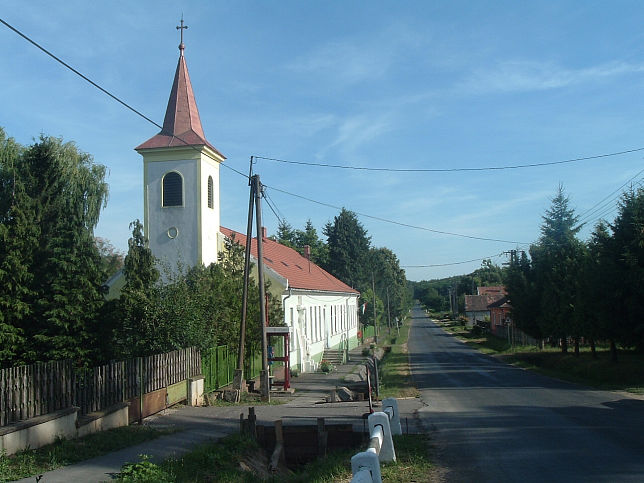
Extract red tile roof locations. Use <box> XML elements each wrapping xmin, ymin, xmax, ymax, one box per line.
<box><xmin>136</xmin><ymin>50</ymin><xmax>224</xmax><ymax>158</ymax></box>
<box><xmin>465</xmin><ymin>294</ymin><xmax>495</xmax><ymax>312</ymax></box>
<box><xmin>220</xmin><ymin>227</ymin><xmax>359</xmax><ymax>295</ymax></box>
<box><xmin>478</xmin><ymin>286</ymin><xmax>506</xmax><ymax>296</ymax></box>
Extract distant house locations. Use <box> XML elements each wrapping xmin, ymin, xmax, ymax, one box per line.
<box><xmin>220</xmin><ymin>227</ymin><xmax>360</xmax><ymax>373</ymax></box>
<box><xmin>488</xmin><ymin>295</ymin><xmax>512</xmax><ymax>337</ymax></box>
<box><xmin>464</xmin><ymin>286</ymin><xmax>506</xmax><ymax>328</ymax></box>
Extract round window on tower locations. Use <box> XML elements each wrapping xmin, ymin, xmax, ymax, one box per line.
<box><xmin>167</xmin><ymin>226</ymin><xmax>179</xmax><ymax>239</ymax></box>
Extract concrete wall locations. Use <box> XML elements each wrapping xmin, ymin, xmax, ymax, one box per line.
<box><xmin>0</xmin><ymin>403</ymin><xmax>129</xmax><ymax>455</ymax></box>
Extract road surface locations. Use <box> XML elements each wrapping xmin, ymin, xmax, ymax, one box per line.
<box><xmin>409</xmin><ymin>305</ymin><xmax>644</xmax><ymax>482</ymax></box>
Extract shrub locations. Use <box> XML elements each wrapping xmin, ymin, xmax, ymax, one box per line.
<box><xmin>319</xmin><ymin>360</ymin><xmax>333</xmax><ymax>373</ymax></box>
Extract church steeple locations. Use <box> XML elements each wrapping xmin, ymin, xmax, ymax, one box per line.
<box><xmin>135</xmin><ymin>20</ymin><xmax>225</xmax><ymax>271</ymax></box>
<box><xmin>136</xmin><ymin>20</ymin><xmax>223</xmax><ymax>157</ymax></box>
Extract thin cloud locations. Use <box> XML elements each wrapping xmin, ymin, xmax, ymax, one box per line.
<box><xmin>458</xmin><ymin>60</ymin><xmax>644</xmax><ymax>95</ymax></box>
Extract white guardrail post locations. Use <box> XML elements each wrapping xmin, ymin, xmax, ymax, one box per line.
<box><xmin>350</xmin><ymin>398</ymin><xmax>401</xmax><ymax>482</ymax></box>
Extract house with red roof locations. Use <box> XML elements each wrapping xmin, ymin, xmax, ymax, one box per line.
<box><xmin>220</xmin><ymin>228</ymin><xmax>360</xmax><ymax>372</ymax></box>
<box><xmin>464</xmin><ymin>286</ymin><xmax>506</xmax><ymax>328</ymax></box>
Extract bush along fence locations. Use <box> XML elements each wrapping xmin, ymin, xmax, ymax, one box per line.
<box><xmin>350</xmin><ymin>398</ymin><xmax>402</xmax><ymax>483</ymax></box>
<box><xmin>0</xmin><ymin>347</ymin><xmax>201</xmax><ymax>428</ymax></box>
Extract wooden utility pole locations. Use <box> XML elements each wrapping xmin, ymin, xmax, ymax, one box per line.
<box><xmin>233</xmin><ymin>173</ymin><xmax>256</xmax><ymax>393</ymax></box>
<box><xmin>253</xmin><ymin>175</ymin><xmax>270</xmax><ymax>401</ymax></box>
<box><xmin>372</xmin><ymin>272</ymin><xmax>378</xmax><ymax>343</ymax></box>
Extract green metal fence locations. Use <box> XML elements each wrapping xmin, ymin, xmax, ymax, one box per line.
<box><xmin>202</xmin><ymin>338</ymin><xmax>287</xmax><ymax>393</ymax></box>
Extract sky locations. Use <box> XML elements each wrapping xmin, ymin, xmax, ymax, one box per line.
<box><xmin>2</xmin><ymin>1</ymin><xmax>644</xmax><ymax>282</ymax></box>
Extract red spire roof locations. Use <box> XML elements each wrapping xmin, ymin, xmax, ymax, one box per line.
<box><xmin>220</xmin><ymin>227</ymin><xmax>360</xmax><ymax>295</ymax></box>
<box><xmin>136</xmin><ymin>49</ymin><xmax>224</xmax><ymax>157</ymax></box>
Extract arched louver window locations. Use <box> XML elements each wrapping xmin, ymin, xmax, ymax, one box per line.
<box><xmin>207</xmin><ymin>175</ymin><xmax>214</xmax><ymax>209</ymax></box>
<box><xmin>162</xmin><ymin>171</ymin><xmax>183</xmax><ymax>207</ymax></box>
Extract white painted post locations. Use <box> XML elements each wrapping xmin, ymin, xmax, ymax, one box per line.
<box><xmin>382</xmin><ymin>398</ymin><xmax>402</xmax><ymax>435</ymax></box>
<box><xmin>368</xmin><ymin>412</ymin><xmax>396</xmax><ymax>462</ymax></box>
<box><xmin>351</xmin><ymin>451</ymin><xmax>382</xmax><ymax>483</ymax></box>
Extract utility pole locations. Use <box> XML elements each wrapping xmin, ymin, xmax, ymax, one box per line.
<box><xmin>372</xmin><ymin>272</ymin><xmax>378</xmax><ymax>344</ymax></box>
<box><xmin>233</xmin><ymin>167</ymin><xmax>256</xmax><ymax>395</ymax></box>
<box><xmin>386</xmin><ymin>286</ymin><xmax>391</xmax><ymax>335</ymax></box>
<box><xmin>253</xmin><ymin>175</ymin><xmax>270</xmax><ymax>402</ymax></box>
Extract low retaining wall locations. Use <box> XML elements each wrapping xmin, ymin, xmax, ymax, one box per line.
<box><xmin>0</xmin><ymin>403</ymin><xmax>128</xmax><ymax>455</ymax></box>
<box><xmin>0</xmin><ymin>407</ymin><xmax>78</xmax><ymax>456</ymax></box>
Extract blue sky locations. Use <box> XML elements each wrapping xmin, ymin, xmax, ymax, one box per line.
<box><xmin>2</xmin><ymin>1</ymin><xmax>644</xmax><ymax>281</ymax></box>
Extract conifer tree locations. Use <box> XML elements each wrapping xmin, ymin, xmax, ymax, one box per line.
<box><xmin>323</xmin><ymin>208</ymin><xmax>371</xmax><ymax>290</ymax></box>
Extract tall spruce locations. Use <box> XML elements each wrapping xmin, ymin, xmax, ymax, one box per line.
<box><xmin>532</xmin><ymin>185</ymin><xmax>584</xmax><ymax>353</ymax></box>
<box><xmin>323</xmin><ymin>208</ymin><xmax>371</xmax><ymax>290</ymax></box>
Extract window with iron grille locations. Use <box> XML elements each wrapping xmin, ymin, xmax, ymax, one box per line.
<box><xmin>207</xmin><ymin>175</ymin><xmax>214</xmax><ymax>209</ymax></box>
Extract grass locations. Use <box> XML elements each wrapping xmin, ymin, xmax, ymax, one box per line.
<box><xmin>436</xmin><ymin>320</ymin><xmax>644</xmax><ymax>394</ymax></box>
<box><xmin>0</xmin><ymin>424</ymin><xmax>178</xmax><ymax>482</ymax></box>
<box><xmin>378</xmin><ymin>318</ymin><xmax>420</xmax><ymax>399</ymax></box>
<box><xmin>205</xmin><ymin>391</ymin><xmax>288</xmax><ymax>407</ymax></box>
<box><xmin>114</xmin><ymin>432</ymin><xmax>434</xmax><ymax>482</ymax></box>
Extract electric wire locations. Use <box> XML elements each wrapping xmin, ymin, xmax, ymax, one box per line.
<box><xmin>576</xmin><ymin>168</ymin><xmax>644</xmax><ymax>224</ymax></box>
<box><xmin>265</xmin><ymin>184</ymin><xmax>528</xmax><ymax>244</ymax></box>
<box><xmin>0</xmin><ymin>17</ymin><xmax>546</xmax><ymax>249</ymax></box>
<box><xmin>402</xmin><ymin>252</ymin><xmax>505</xmax><ymax>268</ymax></box>
<box><xmin>254</xmin><ymin>147</ymin><xmax>644</xmax><ymax>173</ymax></box>
<box><xmin>0</xmin><ymin>16</ymin><xmax>250</xmax><ymax>182</ymax></box>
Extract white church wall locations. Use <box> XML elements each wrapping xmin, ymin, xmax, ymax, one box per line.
<box><xmin>198</xmin><ymin>152</ymin><xmax>221</xmax><ymax>266</ymax></box>
<box><xmin>144</xmin><ymin>157</ymin><xmax>199</xmax><ymax>271</ymax></box>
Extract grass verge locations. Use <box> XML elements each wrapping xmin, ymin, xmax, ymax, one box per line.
<box><xmin>436</xmin><ymin>320</ymin><xmax>644</xmax><ymax>394</ymax></box>
<box><xmin>205</xmin><ymin>391</ymin><xmax>289</xmax><ymax>407</ymax></box>
<box><xmin>379</xmin><ymin>317</ymin><xmax>420</xmax><ymax>399</ymax></box>
<box><xmin>0</xmin><ymin>425</ymin><xmax>178</xmax><ymax>482</ymax></box>
<box><xmin>114</xmin><ymin>432</ymin><xmax>433</xmax><ymax>482</ymax></box>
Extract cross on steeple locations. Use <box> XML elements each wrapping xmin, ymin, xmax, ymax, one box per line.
<box><xmin>177</xmin><ymin>16</ymin><xmax>188</xmax><ymax>53</ymax></box>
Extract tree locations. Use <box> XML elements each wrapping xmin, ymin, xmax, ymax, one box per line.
<box><xmin>0</xmin><ymin>131</ymin><xmax>108</xmax><ymax>366</ymax></box>
<box><xmin>369</xmin><ymin>247</ymin><xmax>411</xmax><ymax>323</ymax></box>
<box><xmin>95</xmin><ymin>237</ymin><xmax>125</xmax><ymax>279</ymax></box>
<box><xmin>532</xmin><ymin>185</ymin><xmax>584</xmax><ymax>353</ymax></box>
<box><xmin>294</xmin><ymin>219</ymin><xmax>329</xmax><ymax>267</ymax></box>
<box><xmin>0</xmin><ymin>129</ymin><xmax>34</xmax><ymax>367</ymax></box>
<box><xmin>275</xmin><ymin>220</ymin><xmax>296</xmax><ymax>248</ymax></box>
<box><xmin>505</xmin><ymin>251</ymin><xmax>543</xmax><ymax>340</ymax></box>
<box><xmin>602</xmin><ymin>188</ymin><xmax>644</xmax><ymax>351</ymax></box>
<box><xmin>110</xmin><ymin>227</ymin><xmax>283</xmax><ymax>359</ymax></box>
<box><xmin>323</xmin><ymin>208</ymin><xmax>371</xmax><ymax>290</ymax></box>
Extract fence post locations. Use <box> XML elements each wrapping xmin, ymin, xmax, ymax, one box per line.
<box><xmin>138</xmin><ymin>356</ymin><xmax>143</xmax><ymax>424</ymax></box>
<box><xmin>368</xmin><ymin>412</ymin><xmax>395</xmax><ymax>462</ymax></box>
<box><xmin>351</xmin><ymin>451</ymin><xmax>382</xmax><ymax>483</ymax></box>
<box><xmin>382</xmin><ymin>398</ymin><xmax>402</xmax><ymax>435</ymax></box>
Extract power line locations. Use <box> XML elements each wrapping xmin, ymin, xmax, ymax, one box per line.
<box><xmin>576</xmin><ymin>168</ymin><xmax>644</xmax><ymax>225</ymax></box>
<box><xmin>0</xmin><ymin>17</ymin><xmax>537</xmax><ymax>248</ymax></box>
<box><xmin>0</xmin><ymin>16</ymin><xmax>250</xmax><ymax>182</ymax></box>
<box><xmin>265</xmin><ymin>184</ymin><xmax>529</xmax><ymax>244</ymax></box>
<box><xmin>402</xmin><ymin>253</ymin><xmax>504</xmax><ymax>268</ymax></box>
<box><xmin>254</xmin><ymin>147</ymin><xmax>644</xmax><ymax>174</ymax></box>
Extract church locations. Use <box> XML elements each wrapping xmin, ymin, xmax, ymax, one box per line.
<box><xmin>117</xmin><ymin>26</ymin><xmax>360</xmax><ymax>373</ymax></box>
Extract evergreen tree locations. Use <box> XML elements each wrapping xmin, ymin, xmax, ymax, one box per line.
<box><xmin>275</xmin><ymin>220</ymin><xmax>296</xmax><ymax>248</ymax></box>
<box><xmin>323</xmin><ymin>208</ymin><xmax>371</xmax><ymax>290</ymax></box>
<box><xmin>0</xmin><ymin>130</ymin><xmax>35</xmax><ymax>367</ymax></box>
<box><xmin>532</xmin><ymin>185</ymin><xmax>584</xmax><ymax>352</ymax></box>
<box><xmin>294</xmin><ymin>219</ymin><xmax>329</xmax><ymax>267</ymax></box>
<box><xmin>604</xmin><ymin>188</ymin><xmax>644</xmax><ymax>351</ymax></box>
<box><xmin>0</xmin><ymin>132</ymin><xmax>108</xmax><ymax>366</ymax></box>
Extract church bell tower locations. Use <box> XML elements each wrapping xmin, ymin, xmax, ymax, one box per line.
<box><xmin>135</xmin><ymin>19</ymin><xmax>225</xmax><ymax>270</ymax></box>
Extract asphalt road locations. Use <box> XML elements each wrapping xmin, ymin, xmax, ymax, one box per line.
<box><xmin>408</xmin><ymin>305</ymin><xmax>644</xmax><ymax>482</ymax></box>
